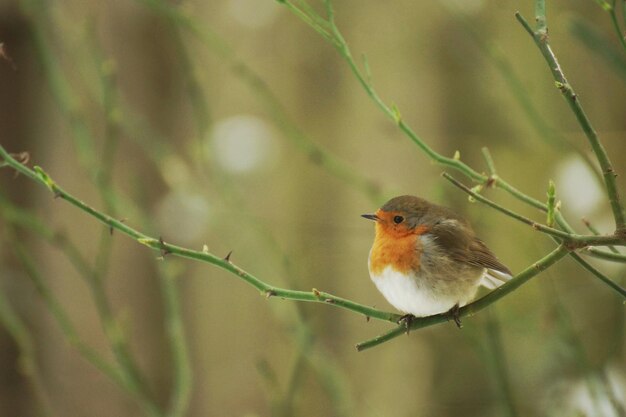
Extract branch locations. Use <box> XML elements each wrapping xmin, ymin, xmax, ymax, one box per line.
<box><xmin>0</xmin><ymin>146</ymin><xmax>400</xmax><ymax>325</ymax></box>
<box><xmin>516</xmin><ymin>7</ymin><xmax>626</xmax><ymax>232</ymax></box>
<box><xmin>569</xmin><ymin>252</ymin><xmax>626</xmax><ymax>298</ymax></box>
<box><xmin>608</xmin><ymin>0</ymin><xmax>626</xmax><ymax>52</ymax></box>
<box><xmin>278</xmin><ymin>0</ymin><xmax>626</xmax><ymax>258</ymax></box>
<box><xmin>356</xmin><ymin>244</ymin><xmax>570</xmax><ymax>351</ymax></box>
<box><xmin>443</xmin><ymin>173</ymin><xmax>626</xmax><ymax>299</ymax></box>
<box><xmin>442</xmin><ymin>173</ymin><xmax>625</xmax><ymax>247</ymax></box>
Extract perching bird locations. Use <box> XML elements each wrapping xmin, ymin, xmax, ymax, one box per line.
<box><xmin>362</xmin><ymin>195</ymin><xmax>511</xmax><ymax>327</ymax></box>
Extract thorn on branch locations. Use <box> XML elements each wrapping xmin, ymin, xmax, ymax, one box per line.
<box><xmin>365</xmin><ymin>315</ymin><xmax>370</xmax><ymax>322</ymax></box>
<box><xmin>158</xmin><ymin>236</ymin><xmax>171</xmax><ymax>258</ymax></box>
<box><xmin>324</xmin><ymin>298</ymin><xmax>334</xmax><ymax>303</ymax></box>
<box><xmin>110</xmin><ymin>218</ymin><xmax>127</xmax><ymax>235</ymax></box>
<box><xmin>312</xmin><ymin>288</ymin><xmax>321</xmax><ymax>297</ymax></box>
<box><xmin>224</xmin><ymin>250</ymin><xmax>233</xmax><ymax>263</ymax></box>
<box><xmin>7</xmin><ymin>152</ymin><xmax>30</xmax><ymax>174</ymax></box>
<box><xmin>265</xmin><ymin>290</ymin><xmax>276</xmax><ymax>299</ymax></box>
<box><xmin>604</xmin><ymin>167</ymin><xmax>617</xmax><ymax>178</ymax></box>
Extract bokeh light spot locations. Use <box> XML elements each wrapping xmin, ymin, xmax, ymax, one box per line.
<box><xmin>208</xmin><ymin>115</ymin><xmax>278</xmax><ymax>174</ymax></box>
<box><xmin>155</xmin><ymin>191</ymin><xmax>210</xmax><ymax>245</ymax></box>
<box><xmin>555</xmin><ymin>155</ymin><xmax>604</xmax><ymax>216</ymax></box>
<box><xmin>227</xmin><ymin>0</ymin><xmax>280</xmax><ymax>29</ymax></box>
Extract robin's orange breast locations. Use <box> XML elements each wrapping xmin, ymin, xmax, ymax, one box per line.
<box><xmin>369</xmin><ymin>232</ymin><xmax>422</xmax><ymax>276</ymax></box>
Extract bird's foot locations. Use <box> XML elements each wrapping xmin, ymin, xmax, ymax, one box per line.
<box><xmin>446</xmin><ymin>304</ymin><xmax>463</xmax><ymax>329</ymax></box>
<box><xmin>397</xmin><ymin>314</ymin><xmax>416</xmax><ymax>334</ymax></box>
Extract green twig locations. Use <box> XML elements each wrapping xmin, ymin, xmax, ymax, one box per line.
<box><xmin>159</xmin><ymin>266</ymin><xmax>192</xmax><ymax>417</ymax></box>
<box><xmin>583</xmin><ymin>218</ymin><xmax>621</xmax><ymax>254</ymax></box>
<box><xmin>444</xmin><ymin>172</ymin><xmax>626</xmax><ymax>298</ymax></box>
<box><xmin>569</xmin><ymin>252</ymin><xmax>626</xmax><ymax>298</ymax></box>
<box><xmin>0</xmin><ymin>208</ymin><xmax>164</xmax><ymax>415</ymax></box>
<box><xmin>516</xmin><ymin>7</ymin><xmax>626</xmax><ymax>232</ymax></box>
<box><xmin>481</xmin><ymin>147</ymin><xmax>497</xmax><ymax>176</ymax></box>
<box><xmin>279</xmin><ymin>0</ymin><xmax>626</xmax><ymax>255</ymax></box>
<box><xmin>20</xmin><ymin>6</ymin><xmax>157</xmax><ymax>409</ymax></box>
<box><xmin>447</xmin><ymin>6</ymin><xmax>603</xmax><ymax>182</ymax></box>
<box><xmin>554</xmin><ymin>212</ymin><xmax>626</xmax><ymax>262</ymax></box>
<box><xmin>484</xmin><ymin>310</ymin><xmax>519</xmax><ymax>417</ymax></box>
<box><xmin>0</xmin><ymin>147</ymin><xmax>400</xmax><ymax>325</ymax></box>
<box><xmin>6</xmin><ymin>236</ymin><xmax>129</xmax><ymax>397</ymax></box>
<box><xmin>570</xmin><ymin>16</ymin><xmax>626</xmax><ymax>84</ymax></box>
<box><xmin>609</xmin><ymin>0</ymin><xmax>626</xmax><ymax>52</ymax></box>
<box><xmin>442</xmin><ymin>173</ymin><xmax>624</xmax><ymax>247</ymax></box>
<box><xmin>284</xmin><ymin>0</ymin><xmax>485</xmax><ymax>184</ymax></box>
<box><xmin>546</xmin><ymin>180</ymin><xmax>556</xmax><ymax>228</ymax></box>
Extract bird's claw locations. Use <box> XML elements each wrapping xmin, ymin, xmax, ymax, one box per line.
<box><xmin>398</xmin><ymin>314</ymin><xmax>415</xmax><ymax>334</ymax></box>
<box><xmin>447</xmin><ymin>304</ymin><xmax>463</xmax><ymax>328</ymax></box>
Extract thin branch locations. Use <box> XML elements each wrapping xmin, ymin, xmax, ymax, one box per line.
<box><xmin>586</xmin><ymin>247</ymin><xmax>626</xmax><ymax>262</ymax></box>
<box><xmin>516</xmin><ymin>7</ymin><xmax>626</xmax><ymax>232</ymax></box>
<box><xmin>442</xmin><ymin>173</ymin><xmax>624</xmax><ymax>247</ymax></box>
<box><xmin>285</xmin><ymin>0</ymin><xmax>486</xmax><ymax>183</ymax></box>
<box><xmin>583</xmin><ymin>218</ymin><xmax>621</xmax><ymax>254</ymax></box>
<box><xmin>8</xmin><ymin>237</ymin><xmax>131</xmax><ymax>397</ymax></box>
<box><xmin>570</xmin><ymin>16</ymin><xmax>626</xmax><ymax>85</ymax></box>
<box><xmin>484</xmin><ymin>310</ymin><xmax>519</xmax><ymax>417</ymax></box>
<box><xmin>481</xmin><ymin>147</ymin><xmax>497</xmax><ymax>176</ymax></box>
<box><xmin>158</xmin><ymin>267</ymin><xmax>192</xmax><ymax>417</ymax></box>
<box><xmin>609</xmin><ymin>0</ymin><xmax>626</xmax><ymax>52</ymax></box>
<box><xmin>0</xmin><ymin>147</ymin><xmax>400</xmax><ymax>326</ymax></box>
<box><xmin>569</xmin><ymin>252</ymin><xmax>626</xmax><ymax>298</ymax></box>
<box><xmin>448</xmin><ymin>6</ymin><xmax>603</xmax><ymax>181</ymax></box>
<box><xmin>0</xmin><ymin>203</ymin><xmax>164</xmax><ymax>416</ymax></box>
<box><xmin>444</xmin><ymin>172</ymin><xmax>626</xmax><ymax>297</ymax></box>
<box><xmin>278</xmin><ymin>0</ymin><xmax>625</xmax><ymax>255</ymax></box>
<box><xmin>546</xmin><ymin>180</ymin><xmax>557</xmax><ymax>228</ymax></box>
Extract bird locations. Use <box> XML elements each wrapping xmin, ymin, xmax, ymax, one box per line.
<box><xmin>362</xmin><ymin>195</ymin><xmax>512</xmax><ymax>328</ymax></box>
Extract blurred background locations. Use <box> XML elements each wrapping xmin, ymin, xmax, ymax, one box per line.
<box><xmin>0</xmin><ymin>0</ymin><xmax>625</xmax><ymax>416</ymax></box>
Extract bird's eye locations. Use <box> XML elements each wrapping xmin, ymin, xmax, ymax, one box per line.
<box><xmin>393</xmin><ymin>215</ymin><xmax>404</xmax><ymax>224</ymax></box>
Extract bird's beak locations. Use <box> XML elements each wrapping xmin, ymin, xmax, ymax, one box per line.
<box><xmin>361</xmin><ymin>213</ymin><xmax>379</xmax><ymax>221</ymax></box>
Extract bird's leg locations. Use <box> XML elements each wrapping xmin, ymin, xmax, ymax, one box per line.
<box><xmin>397</xmin><ymin>314</ymin><xmax>415</xmax><ymax>334</ymax></box>
<box><xmin>446</xmin><ymin>304</ymin><xmax>463</xmax><ymax>328</ymax></box>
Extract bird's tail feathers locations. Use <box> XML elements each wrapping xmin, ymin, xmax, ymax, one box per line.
<box><xmin>480</xmin><ymin>269</ymin><xmax>512</xmax><ymax>290</ymax></box>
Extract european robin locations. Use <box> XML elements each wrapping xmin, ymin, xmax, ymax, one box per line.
<box><xmin>362</xmin><ymin>195</ymin><xmax>511</xmax><ymax>327</ymax></box>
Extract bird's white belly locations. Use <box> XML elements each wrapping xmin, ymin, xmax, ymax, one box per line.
<box><xmin>370</xmin><ymin>265</ymin><xmax>460</xmax><ymax>317</ymax></box>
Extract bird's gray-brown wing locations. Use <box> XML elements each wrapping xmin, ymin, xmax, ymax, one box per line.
<box><xmin>467</xmin><ymin>238</ymin><xmax>511</xmax><ymax>275</ymax></box>
<box><xmin>430</xmin><ymin>220</ymin><xmax>511</xmax><ymax>277</ymax></box>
